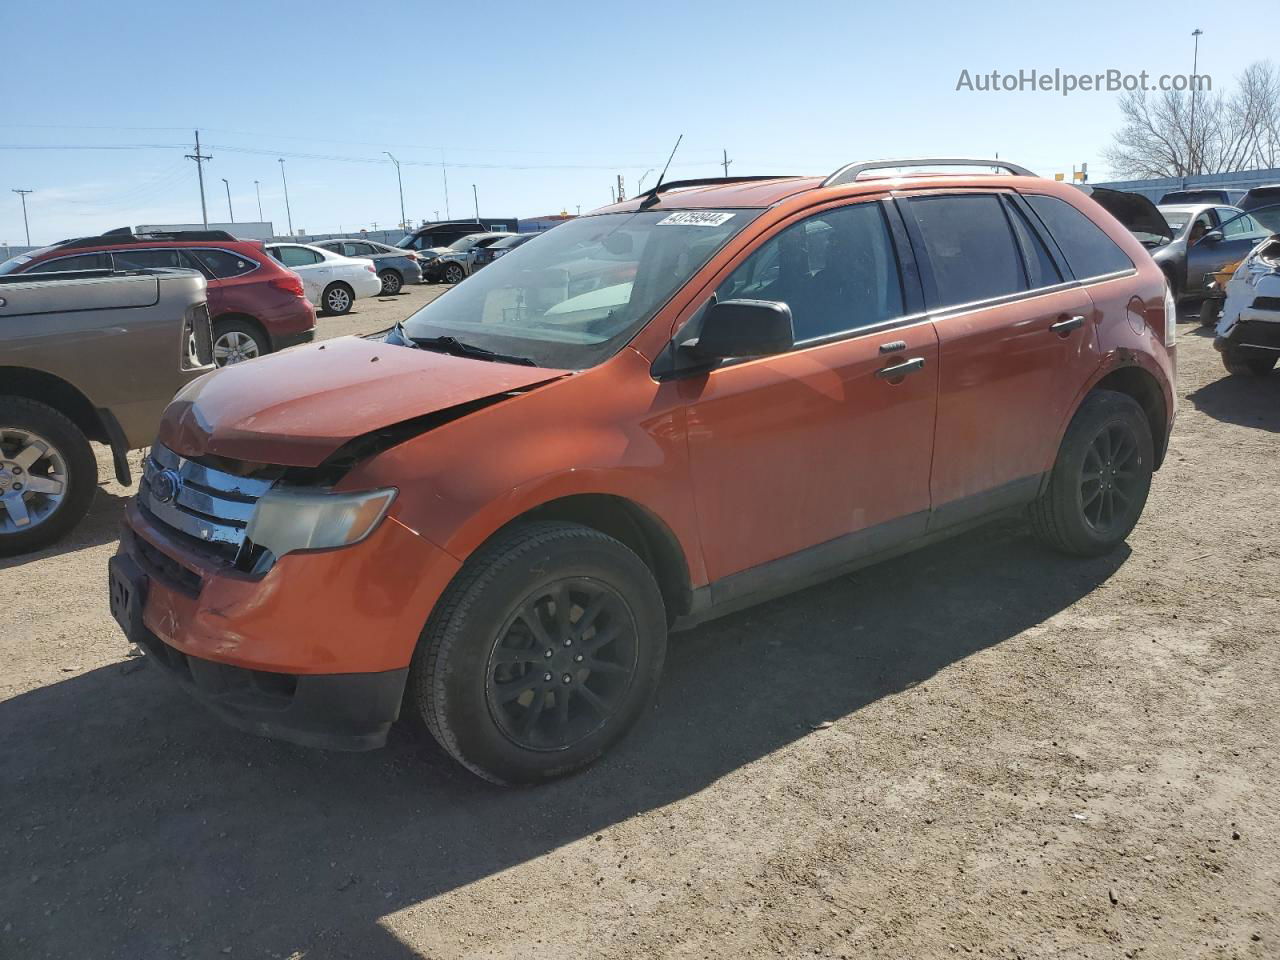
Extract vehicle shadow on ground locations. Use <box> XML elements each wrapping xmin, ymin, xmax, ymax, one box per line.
<box><xmin>0</xmin><ymin>485</ymin><xmax>130</xmax><ymax>571</ymax></box>
<box><xmin>0</xmin><ymin>522</ymin><xmax>1128</xmax><ymax>959</ymax></box>
<box><xmin>1187</xmin><ymin>371</ymin><xmax>1280</xmax><ymax>433</ymax></box>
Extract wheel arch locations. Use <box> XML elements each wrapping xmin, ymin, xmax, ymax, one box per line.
<box><xmin>492</xmin><ymin>493</ymin><xmax>694</xmax><ymax>626</ymax></box>
<box><xmin>211</xmin><ymin>311</ymin><xmax>271</xmax><ymax>351</ymax></box>
<box><xmin>1088</xmin><ymin>365</ymin><xmax>1169</xmax><ymax>469</ymax></box>
<box><xmin>0</xmin><ymin>366</ymin><xmax>107</xmax><ymax>445</ymax></box>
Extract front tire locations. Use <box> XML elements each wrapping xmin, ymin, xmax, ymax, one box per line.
<box><xmin>1221</xmin><ymin>344</ymin><xmax>1277</xmax><ymax>376</ymax></box>
<box><xmin>0</xmin><ymin>398</ymin><xmax>97</xmax><ymax>557</ymax></box>
<box><xmin>1030</xmin><ymin>390</ymin><xmax>1154</xmax><ymax>557</ymax></box>
<box><xmin>408</xmin><ymin>522</ymin><xmax>667</xmax><ymax>785</ymax></box>
<box><xmin>443</xmin><ymin>263</ymin><xmax>465</xmax><ymax>285</ymax></box>
<box><xmin>322</xmin><ymin>282</ymin><xmax>354</xmax><ymax>315</ymax></box>
<box><xmin>378</xmin><ymin>269</ymin><xmax>403</xmax><ymax>296</ymax></box>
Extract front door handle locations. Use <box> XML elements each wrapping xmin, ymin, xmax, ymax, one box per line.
<box><xmin>876</xmin><ymin>356</ymin><xmax>926</xmax><ymax>380</ymax></box>
<box><xmin>1050</xmin><ymin>314</ymin><xmax>1086</xmax><ymax>335</ymax></box>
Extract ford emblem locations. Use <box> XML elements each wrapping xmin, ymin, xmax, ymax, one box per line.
<box><xmin>151</xmin><ymin>468</ymin><xmax>183</xmax><ymax>504</ymax></box>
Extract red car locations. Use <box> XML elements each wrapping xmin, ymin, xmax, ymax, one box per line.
<box><xmin>0</xmin><ymin>229</ymin><xmax>316</xmax><ymax>365</ymax></box>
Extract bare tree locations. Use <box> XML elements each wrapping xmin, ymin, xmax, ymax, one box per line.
<box><xmin>1104</xmin><ymin>60</ymin><xmax>1280</xmax><ymax>178</ymax></box>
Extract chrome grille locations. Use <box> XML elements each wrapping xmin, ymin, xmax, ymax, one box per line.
<box><xmin>139</xmin><ymin>444</ymin><xmax>273</xmax><ymax>549</ymax></box>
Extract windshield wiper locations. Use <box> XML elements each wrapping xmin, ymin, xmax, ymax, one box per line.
<box><xmin>394</xmin><ymin>325</ymin><xmax>537</xmax><ymax>366</ymax></box>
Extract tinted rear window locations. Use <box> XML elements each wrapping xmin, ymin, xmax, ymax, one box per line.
<box><xmin>907</xmin><ymin>194</ymin><xmax>1025</xmax><ymax>306</ymax></box>
<box><xmin>1025</xmin><ymin>194</ymin><xmax>1133</xmax><ymax>280</ymax></box>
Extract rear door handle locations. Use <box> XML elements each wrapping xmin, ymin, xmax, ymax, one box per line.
<box><xmin>1050</xmin><ymin>314</ymin><xmax>1086</xmax><ymax>334</ymax></box>
<box><xmin>876</xmin><ymin>356</ymin><xmax>926</xmax><ymax>379</ymax></box>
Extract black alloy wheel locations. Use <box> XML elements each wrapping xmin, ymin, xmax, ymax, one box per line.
<box><xmin>485</xmin><ymin>578</ymin><xmax>639</xmax><ymax>752</ymax></box>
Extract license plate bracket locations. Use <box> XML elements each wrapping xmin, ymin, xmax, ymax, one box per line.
<box><xmin>108</xmin><ymin>554</ymin><xmax>149</xmax><ymax>642</ymax></box>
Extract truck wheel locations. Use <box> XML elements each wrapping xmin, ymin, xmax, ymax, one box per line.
<box><xmin>443</xmin><ymin>263</ymin><xmax>465</xmax><ymax>284</ymax></box>
<box><xmin>1029</xmin><ymin>390</ymin><xmax>1154</xmax><ymax>557</ymax></box>
<box><xmin>1221</xmin><ymin>344</ymin><xmax>1277</xmax><ymax>376</ymax></box>
<box><xmin>0</xmin><ymin>398</ymin><xmax>97</xmax><ymax>557</ymax></box>
<box><xmin>378</xmin><ymin>270</ymin><xmax>403</xmax><ymax>296</ymax></box>
<box><xmin>322</xmin><ymin>282</ymin><xmax>354</xmax><ymax>315</ymax></box>
<box><xmin>408</xmin><ymin>521</ymin><xmax>667</xmax><ymax>785</ymax></box>
<box><xmin>212</xmin><ymin>318</ymin><xmax>267</xmax><ymax>366</ymax></box>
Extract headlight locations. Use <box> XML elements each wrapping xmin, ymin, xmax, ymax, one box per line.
<box><xmin>245</xmin><ymin>487</ymin><xmax>397</xmax><ymax>563</ymax></box>
<box><xmin>1163</xmin><ymin>284</ymin><xmax>1177</xmax><ymax>348</ymax></box>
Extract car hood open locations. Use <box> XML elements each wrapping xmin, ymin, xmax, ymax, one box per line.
<box><xmin>1087</xmin><ymin>187</ymin><xmax>1174</xmax><ymax>245</ymax></box>
<box><xmin>158</xmin><ymin>335</ymin><xmax>570</xmax><ymax>467</ymax></box>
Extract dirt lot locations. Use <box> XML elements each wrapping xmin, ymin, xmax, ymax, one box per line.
<box><xmin>2</xmin><ymin>298</ymin><xmax>1278</xmax><ymax>960</ymax></box>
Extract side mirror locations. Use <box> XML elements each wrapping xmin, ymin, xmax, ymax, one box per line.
<box><xmin>682</xmin><ymin>299</ymin><xmax>794</xmax><ymax>362</ymax></box>
<box><xmin>1198</xmin><ymin>230</ymin><xmax>1224</xmax><ymax>245</ymax></box>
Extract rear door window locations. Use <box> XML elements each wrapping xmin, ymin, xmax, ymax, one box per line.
<box><xmin>1024</xmin><ymin>194</ymin><xmax>1134</xmax><ymax>280</ymax></box>
<box><xmin>189</xmin><ymin>248</ymin><xmax>257</xmax><ymax>278</ymax></box>
<box><xmin>268</xmin><ymin>246</ymin><xmax>322</xmax><ymax>268</ymax></box>
<box><xmin>906</xmin><ymin>194</ymin><xmax>1026</xmax><ymax>306</ymax></box>
<box><xmin>110</xmin><ymin>248</ymin><xmax>192</xmax><ymax>271</ymax></box>
<box><xmin>26</xmin><ymin>252</ymin><xmax>112</xmax><ymax>273</ymax></box>
<box><xmin>1004</xmin><ymin>201</ymin><xmax>1063</xmax><ymax>289</ymax></box>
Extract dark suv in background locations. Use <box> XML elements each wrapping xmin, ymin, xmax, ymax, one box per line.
<box><xmin>0</xmin><ymin>230</ymin><xmax>316</xmax><ymax>366</ymax></box>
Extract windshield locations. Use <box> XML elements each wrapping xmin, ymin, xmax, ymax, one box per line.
<box><xmin>399</xmin><ymin>209</ymin><xmax>760</xmax><ymax>369</ymax></box>
<box><xmin>0</xmin><ymin>254</ymin><xmax>35</xmax><ymax>275</ymax></box>
<box><xmin>447</xmin><ymin>234</ymin><xmax>488</xmax><ymax>252</ymax></box>
<box><xmin>1158</xmin><ymin>208</ymin><xmax>1192</xmax><ymax>232</ymax></box>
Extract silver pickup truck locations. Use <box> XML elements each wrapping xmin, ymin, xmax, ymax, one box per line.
<box><xmin>0</xmin><ymin>267</ymin><xmax>213</xmax><ymax>555</ymax></box>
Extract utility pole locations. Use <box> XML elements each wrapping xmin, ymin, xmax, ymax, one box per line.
<box><xmin>616</xmin><ymin>174</ymin><xmax>625</xmax><ymax>202</ymax></box>
<box><xmin>441</xmin><ymin>150</ymin><xmax>450</xmax><ymax>219</ymax></box>
<box><xmin>11</xmin><ymin>189</ymin><xmax>32</xmax><ymax>246</ymax></box>
<box><xmin>221</xmin><ymin>178</ymin><xmax>234</xmax><ymax>223</ymax></box>
<box><xmin>472</xmin><ymin>184</ymin><xmax>480</xmax><ymax>221</ymax></box>
<box><xmin>384</xmin><ymin>152</ymin><xmax>406</xmax><ymax>230</ymax></box>
<box><xmin>253</xmin><ymin>180</ymin><xmax>263</xmax><ymax>221</ymax></box>
<box><xmin>278</xmin><ymin>158</ymin><xmax>293</xmax><ymax>236</ymax></box>
<box><xmin>185</xmin><ymin>130</ymin><xmax>212</xmax><ymax>227</ymax></box>
<box><xmin>721</xmin><ymin>148</ymin><xmax>733</xmax><ymax>177</ymax></box>
<box><xmin>1188</xmin><ymin>28</ymin><xmax>1204</xmax><ymax>180</ymax></box>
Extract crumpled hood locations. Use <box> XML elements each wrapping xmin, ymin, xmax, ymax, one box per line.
<box><xmin>158</xmin><ymin>335</ymin><xmax>569</xmax><ymax>467</ymax></box>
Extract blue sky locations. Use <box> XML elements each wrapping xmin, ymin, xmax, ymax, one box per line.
<box><xmin>1</xmin><ymin>0</ymin><xmax>1273</xmax><ymax>246</ymax></box>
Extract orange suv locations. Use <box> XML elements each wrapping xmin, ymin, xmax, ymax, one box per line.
<box><xmin>109</xmin><ymin>159</ymin><xmax>1177</xmax><ymax>784</ymax></box>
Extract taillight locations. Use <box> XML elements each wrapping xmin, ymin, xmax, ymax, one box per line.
<box><xmin>365</xmin><ymin>264</ymin><xmax>376</xmax><ymax>274</ymax></box>
<box><xmin>1163</xmin><ymin>284</ymin><xmax>1177</xmax><ymax>348</ymax></box>
<box><xmin>270</xmin><ymin>274</ymin><xmax>306</xmax><ymax>298</ymax></box>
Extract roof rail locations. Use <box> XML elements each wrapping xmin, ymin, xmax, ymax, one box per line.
<box><xmin>637</xmin><ymin>175</ymin><xmax>798</xmax><ymax>208</ymax></box>
<box><xmin>55</xmin><ymin>228</ymin><xmax>239</xmax><ymax>250</ymax></box>
<box><xmin>823</xmin><ymin>158</ymin><xmax>1036</xmax><ymax>188</ymax></box>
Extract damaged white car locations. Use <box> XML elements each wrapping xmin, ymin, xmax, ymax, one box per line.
<box><xmin>1215</xmin><ymin>233</ymin><xmax>1280</xmax><ymax>377</ymax></box>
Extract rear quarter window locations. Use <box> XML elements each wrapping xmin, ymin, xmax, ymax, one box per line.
<box><xmin>1025</xmin><ymin>194</ymin><xmax>1134</xmax><ymax>280</ymax></box>
<box><xmin>189</xmin><ymin>248</ymin><xmax>258</xmax><ymax>278</ymax></box>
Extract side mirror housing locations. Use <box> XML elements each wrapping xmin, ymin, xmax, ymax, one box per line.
<box><xmin>682</xmin><ymin>299</ymin><xmax>794</xmax><ymax>362</ymax></box>
<box><xmin>1198</xmin><ymin>230</ymin><xmax>1224</xmax><ymax>245</ymax></box>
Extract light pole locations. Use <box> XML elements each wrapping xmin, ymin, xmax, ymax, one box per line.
<box><xmin>253</xmin><ymin>180</ymin><xmax>263</xmax><ymax>221</ymax></box>
<box><xmin>472</xmin><ymin>184</ymin><xmax>480</xmax><ymax>221</ymax></box>
<box><xmin>384</xmin><ymin>152</ymin><xmax>406</xmax><ymax>230</ymax></box>
<box><xmin>440</xmin><ymin>150</ymin><xmax>450</xmax><ymax>219</ymax></box>
<box><xmin>12</xmin><ymin>189</ymin><xmax>32</xmax><ymax>246</ymax></box>
<box><xmin>636</xmin><ymin>168</ymin><xmax>655</xmax><ymax>193</ymax></box>
<box><xmin>221</xmin><ymin>178</ymin><xmax>234</xmax><ymax>223</ymax></box>
<box><xmin>1188</xmin><ymin>28</ymin><xmax>1204</xmax><ymax>180</ymax></box>
<box><xmin>278</xmin><ymin>158</ymin><xmax>293</xmax><ymax>236</ymax></box>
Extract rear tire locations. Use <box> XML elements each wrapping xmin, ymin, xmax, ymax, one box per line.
<box><xmin>378</xmin><ymin>269</ymin><xmax>403</xmax><ymax>296</ymax></box>
<box><xmin>0</xmin><ymin>398</ymin><xmax>97</xmax><ymax>557</ymax></box>
<box><xmin>1030</xmin><ymin>390</ymin><xmax>1154</xmax><ymax>557</ymax></box>
<box><xmin>322</xmin><ymin>282</ymin><xmax>354</xmax><ymax>315</ymax></box>
<box><xmin>212</xmin><ymin>317</ymin><xmax>268</xmax><ymax>366</ymax></box>
<box><xmin>407</xmin><ymin>521</ymin><xmax>667</xmax><ymax>785</ymax></box>
<box><xmin>1221</xmin><ymin>344</ymin><xmax>1277</xmax><ymax>376</ymax></box>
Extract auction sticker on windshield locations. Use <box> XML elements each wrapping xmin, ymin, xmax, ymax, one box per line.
<box><xmin>657</xmin><ymin>212</ymin><xmax>735</xmax><ymax>227</ymax></box>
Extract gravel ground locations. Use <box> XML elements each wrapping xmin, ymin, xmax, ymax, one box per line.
<box><xmin>1</xmin><ymin>300</ymin><xmax>1278</xmax><ymax>960</ymax></box>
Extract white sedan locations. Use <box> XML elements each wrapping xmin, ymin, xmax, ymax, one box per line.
<box><xmin>264</xmin><ymin>242</ymin><xmax>383</xmax><ymax>315</ymax></box>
